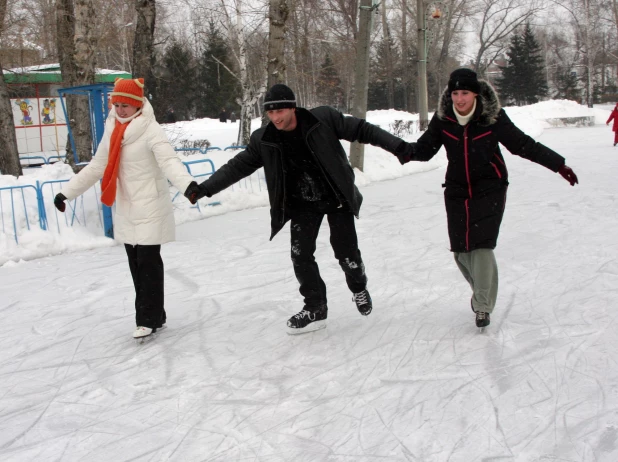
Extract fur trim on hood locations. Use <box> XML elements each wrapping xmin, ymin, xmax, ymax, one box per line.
<box><xmin>436</xmin><ymin>80</ymin><xmax>501</xmax><ymax>126</ymax></box>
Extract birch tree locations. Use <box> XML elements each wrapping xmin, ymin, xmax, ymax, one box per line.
<box><xmin>380</xmin><ymin>1</ymin><xmax>395</xmax><ymax>108</ymax></box>
<box><xmin>132</xmin><ymin>0</ymin><xmax>156</xmax><ymax>102</ymax></box>
<box><xmin>218</xmin><ymin>0</ymin><xmax>267</xmax><ymax>145</ymax></box>
<box><xmin>56</xmin><ymin>0</ymin><xmax>95</xmax><ymax>170</ymax></box>
<box><xmin>262</xmin><ymin>0</ymin><xmax>289</xmax><ymax>125</ymax></box>
<box><xmin>266</xmin><ymin>0</ymin><xmax>289</xmax><ymax>87</ymax></box>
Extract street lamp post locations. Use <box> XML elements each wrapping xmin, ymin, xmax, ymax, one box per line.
<box><xmin>417</xmin><ymin>1</ymin><xmax>447</xmax><ymax>131</ymax></box>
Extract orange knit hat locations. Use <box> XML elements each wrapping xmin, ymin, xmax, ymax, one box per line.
<box><xmin>111</xmin><ymin>78</ymin><xmax>144</xmax><ymax>107</ymax></box>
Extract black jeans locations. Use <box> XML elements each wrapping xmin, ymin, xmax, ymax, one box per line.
<box><xmin>289</xmin><ymin>209</ymin><xmax>367</xmax><ymax>307</ymax></box>
<box><xmin>124</xmin><ymin>244</ymin><xmax>166</xmax><ymax>329</ymax></box>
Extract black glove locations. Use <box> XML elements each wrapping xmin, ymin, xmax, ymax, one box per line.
<box><xmin>54</xmin><ymin>193</ymin><xmax>67</xmax><ymax>212</ymax></box>
<box><xmin>184</xmin><ymin>181</ymin><xmax>201</xmax><ymax>204</ymax></box>
<box><xmin>394</xmin><ymin>142</ymin><xmax>414</xmax><ymax>165</ymax></box>
<box><xmin>558</xmin><ymin>164</ymin><xmax>578</xmax><ymax>186</ymax></box>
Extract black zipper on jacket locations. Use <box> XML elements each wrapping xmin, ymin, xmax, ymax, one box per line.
<box><xmin>463</xmin><ymin>125</ymin><xmax>471</xmax><ymax>252</ymax></box>
<box><xmin>304</xmin><ymin>122</ymin><xmax>345</xmax><ymax>211</ymax></box>
<box><xmin>463</xmin><ymin>125</ymin><xmax>472</xmax><ymax>199</ymax></box>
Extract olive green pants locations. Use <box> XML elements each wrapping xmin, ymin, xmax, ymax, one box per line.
<box><xmin>454</xmin><ymin>248</ymin><xmax>498</xmax><ymax>313</ymax></box>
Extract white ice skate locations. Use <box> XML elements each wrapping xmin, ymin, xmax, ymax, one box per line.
<box><xmin>133</xmin><ymin>326</ymin><xmax>154</xmax><ymax>343</ymax></box>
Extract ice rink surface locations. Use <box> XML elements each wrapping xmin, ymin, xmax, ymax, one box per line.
<box><xmin>1</xmin><ymin>123</ymin><xmax>617</xmax><ymax>461</ymax></box>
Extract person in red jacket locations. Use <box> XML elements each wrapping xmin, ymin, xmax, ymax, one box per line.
<box><xmin>606</xmin><ymin>103</ymin><xmax>618</xmax><ymax>146</ymax></box>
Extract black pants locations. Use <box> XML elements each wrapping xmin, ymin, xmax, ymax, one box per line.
<box><xmin>289</xmin><ymin>209</ymin><xmax>367</xmax><ymax>307</ymax></box>
<box><xmin>124</xmin><ymin>244</ymin><xmax>166</xmax><ymax>329</ymax></box>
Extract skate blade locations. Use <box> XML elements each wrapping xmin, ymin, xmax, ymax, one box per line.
<box><xmin>287</xmin><ymin>320</ymin><xmax>326</xmax><ymax>335</ymax></box>
<box><xmin>134</xmin><ymin>332</ymin><xmax>157</xmax><ymax>344</ymax></box>
<box><xmin>478</xmin><ymin>326</ymin><xmax>487</xmax><ymax>333</ymax></box>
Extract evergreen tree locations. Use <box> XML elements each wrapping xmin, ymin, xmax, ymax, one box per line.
<box><xmin>156</xmin><ymin>41</ymin><xmax>197</xmax><ymax>121</ymax></box>
<box><xmin>368</xmin><ymin>36</ymin><xmax>403</xmax><ymax>110</ymax></box>
<box><xmin>316</xmin><ymin>53</ymin><xmax>344</xmax><ymax>109</ymax></box>
<box><xmin>194</xmin><ymin>21</ymin><xmax>239</xmax><ymax>119</ymax></box>
<box><xmin>520</xmin><ymin>23</ymin><xmax>548</xmax><ymax>104</ymax></box>
<box><xmin>497</xmin><ymin>23</ymin><xmax>548</xmax><ymax>105</ymax></box>
<box><xmin>553</xmin><ymin>67</ymin><xmax>581</xmax><ymax>102</ymax></box>
<box><xmin>497</xmin><ymin>34</ymin><xmax>524</xmax><ymax>105</ymax></box>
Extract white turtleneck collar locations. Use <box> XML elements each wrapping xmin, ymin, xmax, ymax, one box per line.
<box><xmin>453</xmin><ymin>99</ymin><xmax>476</xmax><ymax>126</ymax></box>
<box><xmin>115</xmin><ymin>108</ymin><xmax>143</xmax><ymax>125</ymax></box>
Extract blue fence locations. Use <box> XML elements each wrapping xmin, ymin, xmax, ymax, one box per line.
<box><xmin>0</xmin><ymin>180</ymin><xmax>103</xmax><ymax>244</ymax></box>
<box><xmin>20</xmin><ymin>155</ymin><xmax>66</xmax><ymax>167</ymax></box>
<box><xmin>2</xmin><ymin>154</ymin><xmax>266</xmax><ymax>245</ymax></box>
<box><xmin>0</xmin><ymin>185</ymin><xmax>39</xmax><ymax>241</ymax></box>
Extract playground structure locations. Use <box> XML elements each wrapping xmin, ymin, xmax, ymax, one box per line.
<box><xmin>5</xmin><ymin>64</ymin><xmax>131</xmax><ymax>158</ymax></box>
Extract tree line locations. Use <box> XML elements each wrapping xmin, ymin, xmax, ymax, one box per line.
<box><xmin>2</xmin><ymin>0</ymin><xmax>618</xmax><ymax>177</ymax></box>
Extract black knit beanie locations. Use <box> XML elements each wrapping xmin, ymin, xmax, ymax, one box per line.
<box><xmin>264</xmin><ymin>84</ymin><xmax>297</xmax><ymax>111</ymax></box>
<box><xmin>447</xmin><ymin>68</ymin><xmax>481</xmax><ymax>94</ymax></box>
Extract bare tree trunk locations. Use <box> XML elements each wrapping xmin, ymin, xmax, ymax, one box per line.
<box><xmin>56</xmin><ymin>0</ymin><xmax>94</xmax><ymax>171</ymax></box>
<box><xmin>266</xmin><ymin>0</ymin><xmax>289</xmax><ymax>87</ymax></box>
<box><xmin>401</xmin><ymin>0</ymin><xmax>410</xmax><ymax>111</ymax></box>
<box><xmin>132</xmin><ymin>0</ymin><xmax>156</xmax><ymax>106</ymax></box>
<box><xmin>584</xmin><ymin>0</ymin><xmax>593</xmax><ymax>107</ymax></box>
<box><xmin>235</xmin><ymin>0</ymin><xmax>253</xmax><ymax>145</ymax></box>
<box><xmin>349</xmin><ymin>0</ymin><xmax>372</xmax><ymax>171</ymax></box>
<box><xmin>613</xmin><ymin>0</ymin><xmax>618</xmax><ymax>39</ymax></box>
<box><xmin>0</xmin><ymin>0</ymin><xmax>22</xmax><ymax>176</ymax></box>
<box><xmin>74</xmin><ymin>0</ymin><xmax>96</xmax><ymax>82</ymax></box>
<box><xmin>0</xmin><ymin>67</ymin><xmax>21</xmax><ymax>177</ymax></box>
<box><xmin>381</xmin><ymin>3</ymin><xmax>394</xmax><ymax>108</ymax></box>
<box><xmin>227</xmin><ymin>0</ymin><xmax>265</xmax><ymax>145</ymax></box>
<box><xmin>263</xmin><ymin>0</ymin><xmax>289</xmax><ymax>125</ymax></box>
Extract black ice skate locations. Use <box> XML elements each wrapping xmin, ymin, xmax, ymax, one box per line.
<box><xmin>287</xmin><ymin>305</ymin><xmax>327</xmax><ymax>335</ymax></box>
<box><xmin>353</xmin><ymin>289</ymin><xmax>372</xmax><ymax>316</ymax></box>
<box><xmin>475</xmin><ymin>311</ymin><xmax>490</xmax><ymax>329</ymax></box>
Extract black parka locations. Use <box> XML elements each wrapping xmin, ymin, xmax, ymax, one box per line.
<box><xmin>412</xmin><ymin>81</ymin><xmax>566</xmax><ymax>252</ymax></box>
<box><xmin>201</xmin><ymin>106</ymin><xmax>406</xmax><ymax>240</ymax></box>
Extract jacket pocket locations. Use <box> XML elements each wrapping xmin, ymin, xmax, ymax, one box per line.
<box><xmin>472</xmin><ymin>131</ymin><xmax>492</xmax><ymax>141</ymax></box>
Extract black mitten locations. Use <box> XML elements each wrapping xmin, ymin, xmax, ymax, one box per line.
<box><xmin>54</xmin><ymin>193</ymin><xmax>67</xmax><ymax>212</ymax></box>
<box><xmin>558</xmin><ymin>165</ymin><xmax>578</xmax><ymax>186</ymax></box>
<box><xmin>184</xmin><ymin>181</ymin><xmax>201</xmax><ymax>204</ymax></box>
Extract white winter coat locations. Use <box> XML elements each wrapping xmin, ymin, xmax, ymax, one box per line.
<box><xmin>60</xmin><ymin>99</ymin><xmax>194</xmax><ymax>245</ymax></box>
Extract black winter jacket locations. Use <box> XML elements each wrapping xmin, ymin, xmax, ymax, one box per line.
<box><xmin>201</xmin><ymin>106</ymin><xmax>406</xmax><ymax>240</ymax></box>
<box><xmin>412</xmin><ymin>81</ymin><xmax>566</xmax><ymax>252</ymax></box>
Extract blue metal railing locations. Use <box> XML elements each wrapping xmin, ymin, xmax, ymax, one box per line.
<box><xmin>20</xmin><ymin>155</ymin><xmax>66</xmax><ymax>167</ymax></box>
<box><xmin>0</xmin><ymin>185</ymin><xmax>39</xmax><ymax>243</ymax></box>
<box><xmin>1</xmin><ymin>153</ymin><xmax>268</xmax><ymax>245</ymax></box>
<box><xmin>174</xmin><ymin>147</ymin><xmax>222</xmax><ymax>155</ymax></box>
<box><xmin>170</xmin><ymin>159</ymin><xmax>220</xmax><ymax>209</ymax></box>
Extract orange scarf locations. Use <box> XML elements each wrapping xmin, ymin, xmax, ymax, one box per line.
<box><xmin>100</xmin><ymin>120</ymin><xmax>130</xmax><ymax>206</ymax></box>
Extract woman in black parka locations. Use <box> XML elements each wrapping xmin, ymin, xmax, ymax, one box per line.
<box><xmin>399</xmin><ymin>68</ymin><xmax>579</xmax><ymax>328</ymax></box>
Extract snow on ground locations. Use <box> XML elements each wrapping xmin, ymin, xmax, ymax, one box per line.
<box><xmin>1</xmin><ymin>102</ymin><xmax>618</xmax><ymax>461</ymax></box>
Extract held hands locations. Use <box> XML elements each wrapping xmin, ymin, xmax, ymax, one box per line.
<box><xmin>395</xmin><ymin>142</ymin><xmax>414</xmax><ymax>165</ymax></box>
<box><xmin>558</xmin><ymin>164</ymin><xmax>578</xmax><ymax>186</ymax></box>
<box><xmin>184</xmin><ymin>181</ymin><xmax>201</xmax><ymax>204</ymax></box>
<box><xmin>54</xmin><ymin>193</ymin><xmax>67</xmax><ymax>212</ymax></box>
<box><xmin>184</xmin><ymin>181</ymin><xmax>211</xmax><ymax>205</ymax></box>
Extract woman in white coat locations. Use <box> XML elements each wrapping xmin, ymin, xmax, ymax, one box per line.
<box><xmin>54</xmin><ymin>78</ymin><xmax>200</xmax><ymax>339</ymax></box>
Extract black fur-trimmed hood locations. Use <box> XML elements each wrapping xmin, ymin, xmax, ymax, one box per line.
<box><xmin>436</xmin><ymin>80</ymin><xmax>501</xmax><ymax>126</ymax></box>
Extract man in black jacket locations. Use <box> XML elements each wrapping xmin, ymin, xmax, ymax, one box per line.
<box><xmin>187</xmin><ymin>84</ymin><xmax>412</xmax><ymax>334</ymax></box>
